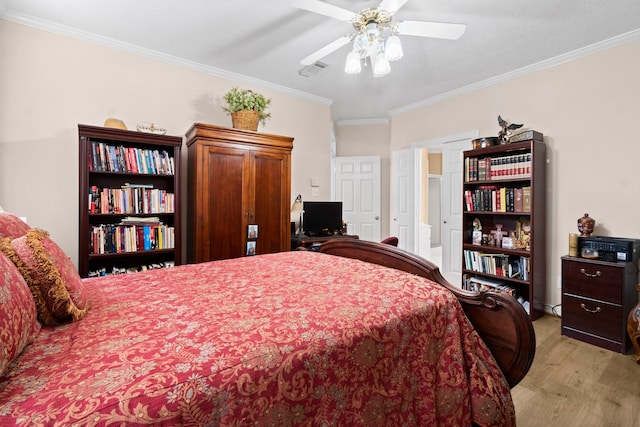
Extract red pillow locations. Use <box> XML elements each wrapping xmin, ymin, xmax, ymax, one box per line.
<box><xmin>0</xmin><ymin>250</ymin><xmax>41</xmax><ymax>375</ymax></box>
<box><xmin>0</xmin><ymin>212</ymin><xmax>30</xmax><ymax>239</ymax></box>
<box><xmin>0</xmin><ymin>229</ymin><xmax>89</xmax><ymax>325</ymax></box>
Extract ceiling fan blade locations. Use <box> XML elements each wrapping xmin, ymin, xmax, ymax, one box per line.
<box><xmin>397</xmin><ymin>21</ymin><xmax>467</xmax><ymax>40</ymax></box>
<box><xmin>377</xmin><ymin>0</ymin><xmax>409</xmax><ymax>15</ymax></box>
<box><xmin>300</xmin><ymin>35</ymin><xmax>352</xmax><ymax>65</ymax></box>
<box><xmin>397</xmin><ymin>20</ymin><xmax>466</xmax><ymax>40</ymax></box>
<box><xmin>292</xmin><ymin>0</ymin><xmax>357</xmax><ymax>22</ymax></box>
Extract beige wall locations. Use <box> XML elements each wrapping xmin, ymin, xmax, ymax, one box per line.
<box><xmin>389</xmin><ymin>39</ymin><xmax>640</xmax><ymax>310</ymax></box>
<box><xmin>335</xmin><ymin>122</ymin><xmax>391</xmax><ymax>238</ymax></box>
<box><xmin>428</xmin><ymin>153</ymin><xmax>442</xmax><ymax>175</ymax></box>
<box><xmin>0</xmin><ymin>20</ymin><xmax>332</xmax><ymax>266</ymax></box>
<box><xmin>3</xmin><ymin>18</ymin><xmax>639</xmax><ymax>313</ymax></box>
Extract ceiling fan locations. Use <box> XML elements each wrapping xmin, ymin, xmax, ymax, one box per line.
<box><xmin>293</xmin><ymin>0</ymin><xmax>466</xmax><ymax>77</ymax></box>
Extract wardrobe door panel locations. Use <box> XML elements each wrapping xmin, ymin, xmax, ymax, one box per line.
<box><xmin>205</xmin><ymin>146</ymin><xmax>250</xmax><ymax>261</ymax></box>
<box><xmin>252</xmin><ymin>151</ymin><xmax>290</xmax><ymax>254</ymax></box>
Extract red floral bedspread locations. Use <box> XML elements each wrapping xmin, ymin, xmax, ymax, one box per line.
<box><xmin>0</xmin><ymin>251</ymin><xmax>514</xmax><ymax>426</ymax></box>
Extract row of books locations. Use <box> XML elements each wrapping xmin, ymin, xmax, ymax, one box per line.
<box><xmin>464</xmin><ymin>186</ymin><xmax>531</xmax><ymax>212</ymax></box>
<box><xmin>462</xmin><ymin>275</ymin><xmax>531</xmax><ymax>314</ymax></box>
<box><xmin>89</xmin><ymin>184</ymin><xmax>174</xmax><ymax>214</ymax></box>
<box><xmin>90</xmin><ymin>223</ymin><xmax>175</xmax><ymax>255</ymax></box>
<box><xmin>462</xmin><ymin>274</ymin><xmax>517</xmax><ymax>297</ymax></box>
<box><xmin>87</xmin><ymin>140</ymin><xmax>175</xmax><ymax>175</ymax></box>
<box><xmin>87</xmin><ymin>261</ymin><xmax>175</xmax><ymax>278</ymax></box>
<box><xmin>463</xmin><ymin>250</ymin><xmax>530</xmax><ymax>281</ymax></box>
<box><xmin>465</xmin><ymin>153</ymin><xmax>531</xmax><ymax>182</ymax></box>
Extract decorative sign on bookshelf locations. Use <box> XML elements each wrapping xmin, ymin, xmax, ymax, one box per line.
<box><xmin>508</xmin><ymin>130</ymin><xmax>543</xmax><ymax>144</ymax></box>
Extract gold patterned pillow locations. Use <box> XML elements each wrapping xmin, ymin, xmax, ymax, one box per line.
<box><xmin>0</xmin><ymin>212</ymin><xmax>30</xmax><ymax>239</ymax></box>
<box><xmin>0</xmin><ymin>229</ymin><xmax>89</xmax><ymax>325</ymax></box>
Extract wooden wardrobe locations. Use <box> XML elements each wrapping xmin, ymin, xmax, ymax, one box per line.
<box><xmin>185</xmin><ymin>123</ymin><xmax>294</xmax><ymax>263</ymax></box>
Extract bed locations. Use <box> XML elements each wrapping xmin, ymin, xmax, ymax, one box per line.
<box><xmin>0</xmin><ymin>216</ymin><xmax>535</xmax><ymax>426</ymax></box>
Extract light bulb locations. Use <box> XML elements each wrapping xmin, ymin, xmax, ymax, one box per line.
<box><xmin>345</xmin><ymin>51</ymin><xmax>362</xmax><ymax>74</ymax></box>
<box><xmin>385</xmin><ymin>35</ymin><xmax>403</xmax><ymax>61</ymax></box>
<box><xmin>373</xmin><ymin>54</ymin><xmax>390</xmax><ymax>77</ymax></box>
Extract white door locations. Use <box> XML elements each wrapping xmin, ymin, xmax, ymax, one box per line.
<box><xmin>441</xmin><ymin>138</ymin><xmax>472</xmax><ymax>286</ymax></box>
<box><xmin>390</xmin><ymin>148</ymin><xmax>416</xmax><ymax>252</ymax></box>
<box><xmin>334</xmin><ymin>156</ymin><xmax>381</xmax><ymax>241</ymax></box>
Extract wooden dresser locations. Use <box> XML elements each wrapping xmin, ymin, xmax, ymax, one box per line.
<box><xmin>561</xmin><ymin>255</ymin><xmax>639</xmax><ymax>353</ymax></box>
<box><xmin>185</xmin><ymin>123</ymin><xmax>293</xmax><ymax>263</ymax></box>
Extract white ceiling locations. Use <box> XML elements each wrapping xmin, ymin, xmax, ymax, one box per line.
<box><xmin>2</xmin><ymin>0</ymin><xmax>640</xmax><ymax>123</ymax></box>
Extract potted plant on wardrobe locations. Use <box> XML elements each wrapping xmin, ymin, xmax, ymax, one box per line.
<box><xmin>222</xmin><ymin>87</ymin><xmax>271</xmax><ymax>131</ymax></box>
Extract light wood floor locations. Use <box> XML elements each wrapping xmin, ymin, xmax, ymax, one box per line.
<box><xmin>512</xmin><ymin>315</ymin><xmax>640</xmax><ymax>426</ymax></box>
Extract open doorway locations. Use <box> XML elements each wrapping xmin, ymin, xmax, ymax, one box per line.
<box><xmin>415</xmin><ymin>132</ymin><xmax>476</xmax><ymax>285</ymax></box>
<box><xmin>428</xmin><ymin>175</ymin><xmax>442</xmax><ymax>247</ymax></box>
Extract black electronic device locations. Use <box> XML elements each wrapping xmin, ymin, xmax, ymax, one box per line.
<box><xmin>577</xmin><ymin>236</ymin><xmax>640</xmax><ymax>263</ymax></box>
<box><xmin>303</xmin><ymin>201</ymin><xmax>343</xmax><ymax>236</ymax></box>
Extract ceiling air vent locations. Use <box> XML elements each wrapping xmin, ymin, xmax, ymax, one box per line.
<box><xmin>298</xmin><ymin>61</ymin><xmax>329</xmax><ymax>78</ymax></box>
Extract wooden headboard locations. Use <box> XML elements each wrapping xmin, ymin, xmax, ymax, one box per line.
<box><xmin>319</xmin><ymin>238</ymin><xmax>536</xmax><ymax>388</ymax></box>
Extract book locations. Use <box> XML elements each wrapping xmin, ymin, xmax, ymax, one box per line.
<box><xmin>522</xmin><ymin>186</ymin><xmax>531</xmax><ymax>212</ymax></box>
<box><xmin>143</xmin><ymin>226</ymin><xmax>152</xmax><ymax>250</ymax></box>
<box><xmin>514</xmin><ymin>187</ymin><xmax>523</xmax><ymax>212</ymax></box>
<box><xmin>121</xmin><ymin>216</ymin><xmax>161</xmax><ymax>224</ymax></box>
<box><xmin>121</xmin><ymin>183</ymin><xmax>154</xmax><ymax>188</ymax></box>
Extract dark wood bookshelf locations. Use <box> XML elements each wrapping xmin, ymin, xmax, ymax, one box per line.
<box><xmin>462</xmin><ymin>140</ymin><xmax>546</xmax><ymax>320</ymax></box>
<box><xmin>78</xmin><ymin>124</ymin><xmax>182</xmax><ymax>277</ymax></box>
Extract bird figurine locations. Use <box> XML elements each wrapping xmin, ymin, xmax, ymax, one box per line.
<box><xmin>497</xmin><ymin>115</ymin><xmax>523</xmax><ymax>143</ymax></box>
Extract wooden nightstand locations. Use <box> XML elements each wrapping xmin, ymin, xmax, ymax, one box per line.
<box><xmin>561</xmin><ymin>256</ymin><xmax>639</xmax><ymax>353</ymax></box>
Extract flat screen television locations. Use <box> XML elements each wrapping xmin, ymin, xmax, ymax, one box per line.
<box><xmin>303</xmin><ymin>201</ymin><xmax>343</xmax><ymax>236</ymax></box>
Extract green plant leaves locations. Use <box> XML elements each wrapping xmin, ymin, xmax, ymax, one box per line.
<box><xmin>222</xmin><ymin>87</ymin><xmax>272</xmax><ymax>125</ymax></box>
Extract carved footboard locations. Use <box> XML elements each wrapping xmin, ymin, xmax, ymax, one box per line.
<box><xmin>628</xmin><ymin>284</ymin><xmax>640</xmax><ymax>364</ymax></box>
<box><xmin>319</xmin><ymin>238</ymin><xmax>536</xmax><ymax>388</ymax></box>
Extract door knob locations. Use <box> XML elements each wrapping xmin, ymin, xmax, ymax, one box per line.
<box><xmin>375</xmin><ymin>216</ymin><xmax>380</xmax><ymax>220</ymax></box>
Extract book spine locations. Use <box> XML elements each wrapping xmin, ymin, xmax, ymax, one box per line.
<box><xmin>143</xmin><ymin>226</ymin><xmax>151</xmax><ymax>250</ymax></box>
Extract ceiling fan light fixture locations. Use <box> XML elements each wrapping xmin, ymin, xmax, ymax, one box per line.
<box><xmin>353</xmin><ymin>33</ymin><xmax>369</xmax><ymax>56</ymax></box>
<box><xmin>373</xmin><ymin>53</ymin><xmax>391</xmax><ymax>77</ymax></box>
<box><xmin>294</xmin><ymin>0</ymin><xmax>465</xmax><ymax>78</ymax></box>
<box><xmin>345</xmin><ymin>51</ymin><xmax>362</xmax><ymax>74</ymax></box>
<box><xmin>384</xmin><ymin>35</ymin><xmax>403</xmax><ymax>61</ymax></box>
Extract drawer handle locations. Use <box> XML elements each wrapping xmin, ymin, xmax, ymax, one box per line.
<box><xmin>580</xmin><ymin>268</ymin><xmax>601</xmax><ymax>278</ymax></box>
<box><xmin>580</xmin><ymin>303</ymin><xmax>601</xmax><ymax>314</ymax></box>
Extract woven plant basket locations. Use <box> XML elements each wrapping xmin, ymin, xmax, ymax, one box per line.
<box><xmin>231</xmin><ymin>110</ymin><xmax>260</xmax><ymax>131</ymax></box>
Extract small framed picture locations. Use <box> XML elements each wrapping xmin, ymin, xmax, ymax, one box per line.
<box><xmin>248</xmin><ymin>224</ymin><xmax>258</xmax><ymax>239</ymax></box>
<box><xmin>502</xmin><ymin>236</ymin><xmax>514</xmax><ymax>249</ymax></box>
<box><xmin>246</xmin><ymin>241</ymin><xmax>256</xmax><ymax>256</ymax></box>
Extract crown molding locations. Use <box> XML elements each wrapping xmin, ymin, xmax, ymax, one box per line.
<box><xmin>336</xmin><ymin>118</ymin><xmax>390</xmax><ymax>126</ymax></box>
<box><xmin>390</xmin><ymin>28</ymin><xmax>640</xmax><ymax>117</ymax></box>
<box><xmin>0</xmin><ymin>11</ymin><xmax>333</xmax><ymax>107</ymax></box>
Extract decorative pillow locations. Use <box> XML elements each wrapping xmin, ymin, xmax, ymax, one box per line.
<box><xmin>0</xmin><ymin>212</ymin><xmax>30</xmax><ymax>239</ymax></box>
<box><xmin>0</xmin><ymin>229</ymin><xmax>89</xmax><ymax>325</ymax></box>
<box><xmin>0</xmin><ymin>250</ymin><xmax>41</xmax><ymax>375</ymax></box>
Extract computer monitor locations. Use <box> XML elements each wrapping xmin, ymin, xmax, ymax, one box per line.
<box><xmin>303</xmin><ymin>201</ymin><xmax>343</xmax><ymax>236</ymax></box>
